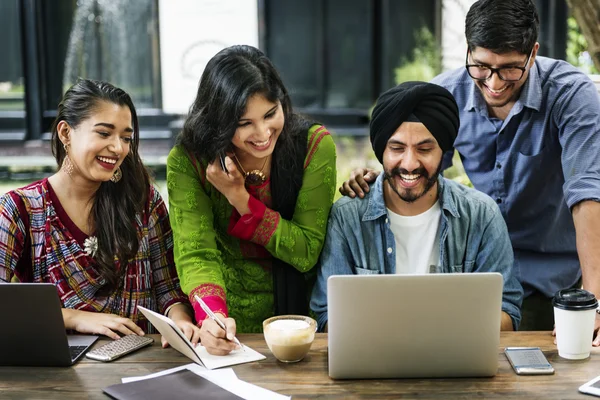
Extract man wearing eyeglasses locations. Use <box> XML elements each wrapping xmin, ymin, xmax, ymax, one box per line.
<box><xmin>340</xmin><ymin>0</ymin><xmax>600</xmax><ymax>338</ymax></box>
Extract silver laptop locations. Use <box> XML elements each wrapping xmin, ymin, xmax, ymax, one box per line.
<box><xmin>0</xmin><ymin>283</ymin><xmax>98</xmax><ymax>367</ymax></box>
<box><xmin>327</xmin><ymin>273</ymin><xmax>502</xmax><ymax>379</ymax></box>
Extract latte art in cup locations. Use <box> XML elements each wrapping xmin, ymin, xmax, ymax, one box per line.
<box><xmin>263</xmin><ymin>316</ymin><xmax>316</xmax><ymax>363</ymax></box>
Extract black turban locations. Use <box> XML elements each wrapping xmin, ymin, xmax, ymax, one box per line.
<box><xmin>370</xmin><ymin>81</ymin><xmax>460</xmax><ymax>164</ymax></box>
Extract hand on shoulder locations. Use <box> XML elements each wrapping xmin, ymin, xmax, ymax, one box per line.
<box><xmin>339</xmin><ymin>168</ymin><xmax>380</xmax><ymax>198</ymax></box>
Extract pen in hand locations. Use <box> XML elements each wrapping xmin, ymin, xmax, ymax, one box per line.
<box><xmin>194</xmin><ymin>294</ymin><xmax>244</xmax><ymax>351</ymax></box>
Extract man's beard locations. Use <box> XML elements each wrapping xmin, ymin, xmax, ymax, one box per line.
<box><xmin>384</xmin><ymin>161</ymin><xmax>442</xmax><ymax>203</ymax></box>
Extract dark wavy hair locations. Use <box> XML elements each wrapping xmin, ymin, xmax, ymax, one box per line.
<box><xmin>466</xmin><ymin>0</ymin><xmax>539</xmax><ymax>55</ymax></box>
<box><xmin>51</xmin><ymin>79</ymin><xmax>150</xmax><ymax>291</ymax></box>
<box><xmin>179</xmin><ymin>44</ymin><xmax>311</xmax><ymax>160</ymax></box>
<box><xmin>178</xmin><ymin>45</ymin><xmax>315</xmax><ymax>315</ymax></box>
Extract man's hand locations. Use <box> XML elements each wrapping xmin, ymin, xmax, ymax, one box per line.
<box><xmin>199</xmin><ymin>313</ymin><xmax>239</xmax><ymax>355</ymax></box>
<box><xmin>162</xmin><ymin>303</ymin><xmax>201</xmax><ymax>348</ymax></box>
<box><xmin>593</xmin><ymin>317</ymin><xmax>600</xmax><ymax>347</ymax></box>
<box><xmin>338</xmin><ymin>168</ymin><xmax>379</xmax><ymax>198</ymax></box>
<box><xmin>62</xmin><ymin>309</ymin><xmax>144</xmax><ymax>340</ymax></box>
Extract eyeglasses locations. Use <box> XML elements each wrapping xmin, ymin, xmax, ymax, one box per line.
<box><xmin>465</xmin><ymin>49</ymin><xmax>533</xmax><ymax>82</ymax></box>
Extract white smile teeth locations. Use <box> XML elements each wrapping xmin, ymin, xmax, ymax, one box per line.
<box><xmin>97</xmin><ymin>156</ymin><xmax>116</xmax><ymax>164</ymax></box>
<box><xmin>400</xmin><ymin>174</ymin><xmax>420</xmax><ymax>182</ymax></box>
<box><xmin>251</xmin><ymin>139</ymin><xmax>269</xmax><ymax>147</ymax></box>
<box><xmin>488</xmin><ymin>86</ymin><xmax>508</xmax><ymax>94</ymax></box>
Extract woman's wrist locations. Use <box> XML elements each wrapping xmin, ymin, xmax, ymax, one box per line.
<box><xmin>61</xmin><ymin>308</ymin><xmax>78</xmax><ymax>330</ymax></box>
<box><xmin>229</xmin><ymin>189</ymin><xmax>251</xmax><ymax>215</ymax></box>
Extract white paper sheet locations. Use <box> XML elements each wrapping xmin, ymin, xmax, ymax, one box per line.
<box><xmin>121</xmin><ymin>363</ymin><xmax>237</xmax><ymax>383</ymax></box>
<box><xmin>137</xmin><ymin>306</ymin><xmax>266</xmax><ymax>369</ymax></box>
<box><xmin>205</xmin><ymin>374</ymin><xmax>291</xmax><ymax>400</ymax></box>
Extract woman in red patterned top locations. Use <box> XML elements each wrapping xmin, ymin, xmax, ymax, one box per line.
<box><xmin>0</xmin><ymin>79</ymin><xmax>200</xmax><ymax>347</ymax></box>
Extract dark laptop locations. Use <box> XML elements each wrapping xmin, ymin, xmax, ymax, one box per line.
<box><xmin>0</xmin><ymin>283</ymin><xmax>98</xmax><ymax>367</ymax></box>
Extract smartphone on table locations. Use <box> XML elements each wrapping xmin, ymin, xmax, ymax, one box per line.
<box><xmin>504</xmin><ymin>347</ymin><xmax>554</xmax><ymax>375</ymax></box>
<box><xmin>580</xmin><ymin>376</ymin><xmax>600</xmax><ymax>397</ymax></box>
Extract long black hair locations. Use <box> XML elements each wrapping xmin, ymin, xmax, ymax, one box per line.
<box><xmin>178</xmin><ymin>45</ymin><xmax>314</xmax><ymax>315</ymax></box>
<box><xmin>51</xmin><ymin>79</ymin><xmax>150</xmax><ymax>291</ymax></box>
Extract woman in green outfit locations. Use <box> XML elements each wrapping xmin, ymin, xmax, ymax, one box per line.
<box><xmin>167</xmin><ymin>45</ymin><xmax>336</xmax><ymax>355</ymax></box>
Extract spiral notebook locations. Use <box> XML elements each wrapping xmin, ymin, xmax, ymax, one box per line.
<box><xmin>137</xmin><ymin>306</ymin><xmax>265</xmax><ymax>369</ymax></box>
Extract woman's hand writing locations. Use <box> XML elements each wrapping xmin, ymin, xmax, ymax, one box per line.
<box><xmin>199</xmin><ymin>313</ymin><xmax>239</xmax><ymax>355</ymax></box>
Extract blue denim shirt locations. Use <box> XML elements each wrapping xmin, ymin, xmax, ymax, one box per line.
<box><xmin>432</xmin><ymin>57</ymin><xmax>600</xmax><ymax>297</ymax></box>
<box><xmin>310</xmin><ymin>175</ymin><xmax>523</xmax><ymax>331</ymax></box>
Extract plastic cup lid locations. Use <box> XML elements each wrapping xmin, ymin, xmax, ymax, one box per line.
<box><xmin>552</xmin><ymin>288</ymin><xmax>598</xmax><ymax>311</ymax></box>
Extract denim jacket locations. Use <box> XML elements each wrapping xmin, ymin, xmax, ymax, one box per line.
<box><xmin>310</xmin><ymin>174</ymin><xmax>523</xmax><ymax>331</ymax></box>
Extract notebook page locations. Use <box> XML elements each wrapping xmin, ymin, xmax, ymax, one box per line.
<box><xmin>137</xmin><ymin>306</ymin><xmax>265</xmax><ymax>369</ymax></box>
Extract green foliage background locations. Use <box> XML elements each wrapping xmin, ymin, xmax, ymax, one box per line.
<box><xmin>566</xmin><ymin>17</ymin><xmax>599</xmax><ymax>74</ymax></box>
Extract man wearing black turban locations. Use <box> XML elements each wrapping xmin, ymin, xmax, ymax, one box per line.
<box><xmin>310</xmin><ymin>81</ymin><xmax>522</xmax><ymax>333</ymax></box>
<box><xmin>370</xmin><ymin>81</ymin><xmax>459</xmax><ymax>206</ymax></box>
<box><xmin>370</xmin><ymin>81</ymin><xmax>459</xmax><ymax>164</ymax></box>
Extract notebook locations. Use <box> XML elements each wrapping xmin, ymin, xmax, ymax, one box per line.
<box><xmin>327</xmin><ymin>273</ymin><xmax>503</xmax><ymax>379</ymax></box>
<box><xmin>137</xmin><ymin>306</ymin><xmax>265</xmax><ymax>369</ymax></box>
<box><xmin>0</xmin><ymin>283</ymin><xmax>98</xmax><ymax>366</ymax></box>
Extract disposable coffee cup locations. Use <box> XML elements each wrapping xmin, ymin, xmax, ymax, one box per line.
<box><xmin>553</xmin><ymin>288</ymin><xmax>598</xmax><ymax>360</ymax></box>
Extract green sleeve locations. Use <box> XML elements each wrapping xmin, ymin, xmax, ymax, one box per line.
<box><xmin>263</xmin><ymin>126</ymin><xmax>337</xmax><ymax>272</ymax></box>
<box><xmin>166</xmin><ymin>146</ymin><xmax>226</xmax><ymax>295</ymax></box>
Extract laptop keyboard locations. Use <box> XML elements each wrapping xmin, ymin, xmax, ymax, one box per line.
<box><xmin>69</xmin><ymin>345</ymin><xmax>88</xmax><ymax>361</ymax></box>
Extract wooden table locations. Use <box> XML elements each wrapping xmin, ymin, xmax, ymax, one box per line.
<box><xmin>0</xmin><ymin>332</ymin><xmax>598</xmax><ymax>399</ymax></box>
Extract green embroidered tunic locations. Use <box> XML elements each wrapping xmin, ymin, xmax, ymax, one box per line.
<box><xmin>167</xmin><ymin>125</ymin><xmax>336</xmax><ymax>332</ymax></box>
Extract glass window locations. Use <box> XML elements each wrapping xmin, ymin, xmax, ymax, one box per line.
<box><xmin>325</xmin><ymin>0</ymin><xmax>373</xmax><ymax>109</ymax></box>
<box><xmin>266</xmin><ymin>0</ymin><xmax>439</xmax><ymax>113</ymax></box>
<box><xmin>267</xmin><ymin>0</ymin><xmax>322</xmax><ymax>109</ymax></box>
<box><xmin>0</xmin><ymin>0</ymin><xmax>25</xmax><ymax>110</ymax></box>
<box><xmin>384</xmin><ymin>0</ymin><xmax>438</xmax><ymax>90</ymax></box>
<box><xmin>42</xmin><ymin>0</ymin><xmax>160</xmax><ymax>109</ymax></box>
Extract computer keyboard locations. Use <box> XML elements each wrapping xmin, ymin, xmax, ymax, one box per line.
<box><xmin>85</xmin><ymin>335</ymin><xmax>154</xmax><ymax>362</ymax></box>
<box><xmin>69</xmin><ymin>345</ymin><xmax>89</xmax><ymax>361</ymax></box>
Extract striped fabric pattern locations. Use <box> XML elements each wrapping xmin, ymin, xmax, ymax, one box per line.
<box><xmin>0</xmin><ymin>179</ymin><xmax>188</xmax><ymax>332</ymax></box>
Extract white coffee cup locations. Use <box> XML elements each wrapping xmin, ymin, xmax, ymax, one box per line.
<box><xmin>263</xmin><ymin>315</ymin><xmax>316</xmax><ymax>363</ymax></box>
<box><xmin>553</xmin><ymin>288</ymin><xmax>598</xmax><ymax>360</ymax></box>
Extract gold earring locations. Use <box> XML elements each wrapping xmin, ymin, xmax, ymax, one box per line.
<box><xmin>62</xmin><ymin>143</ymin><xmax>74</xmax><ymax>176</ymax></box>
<box><xmin>110</xmin><ymin>167</ymin><xmax>122</xmax><ymax>183</ymax></box>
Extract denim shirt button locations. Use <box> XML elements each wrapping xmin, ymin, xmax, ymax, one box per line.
<box><xmin>387</xmin><ymin>247</ymin><xmax>393</xmax><ymax>254</ymax></box>
<box><xmin>385</xmin><ymin>218</ymin><xmax>389</xmax><ymax>224</ymax></box>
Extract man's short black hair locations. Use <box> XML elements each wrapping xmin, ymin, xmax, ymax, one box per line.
<box><xmin>466</xmin><ymin>0</ymin><xmax>539</xmax><ymax>55</ymax></box>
